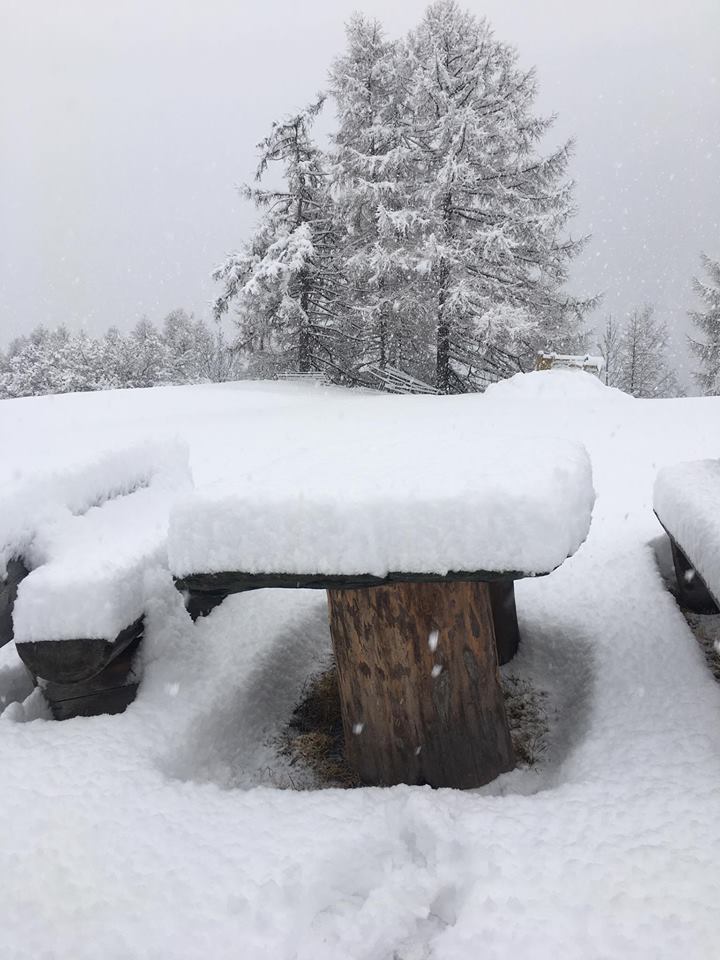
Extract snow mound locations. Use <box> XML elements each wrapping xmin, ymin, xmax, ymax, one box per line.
<box><xmin>483</xmin><ymin>369</ymin><xmax>630</xmax><ymax>404</ymax></box>
<box><xmin>0</xmin><ymin>441</ymin><xmax>190</xmax><ymax>576</ymax></box>
<box><xmin>168</xmin><ymin>436</ymin><xmax>595</xmax><ymax>578</ymax></box>
<box><xmin>11</xmin><ymin>442</ymin><xmax>192</xmax><ymax>642</ymax></box>
<box><xmin>654</xmin><ymin>458</ymin><xmax>720</xmax><ymax>602</ymax></box>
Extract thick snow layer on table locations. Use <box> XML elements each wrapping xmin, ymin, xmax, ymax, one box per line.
<box><xmin>654</xmin><ymin>458</ymin><xmax>720</xmax><ymax>602</ymax></box>
<box><xmin>168</xmin><ymin>436</ymin><xmax>594</xmax><ymax>578</ymax></box>
<box><xmin>1</xmin><ymin>374</ymin><xmax>720</xmax><ymax>959</ymax></box>
<box><xmin>10</xmin><ymin>442</ymin><xmax>191</xmax><ymax>642</ymax></box>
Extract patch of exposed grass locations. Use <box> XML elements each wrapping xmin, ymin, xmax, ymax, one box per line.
<box><xmin>502</xmin><ymin>673</ymin><xmax>549</xmax><ymax>767</ymax></box>
<box><xmin>682</xmin><ymin>611</ymin><xmax>720</xmax><ymax>682</ymax></box>
<box><xmin>280</xmin><ymin>666</ymin><xmax>360</xmax><ymax>788</ymax></box>
<box><xmin>281</xmin><ymin>660</ymin><xmax>549</xmax><ymax>789</ymax></box>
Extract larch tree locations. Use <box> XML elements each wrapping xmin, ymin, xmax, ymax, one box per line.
<box><xmin>212</xmin><ymin>99</ymin><xmax>345</xmax><ymax>375</ymax></box>
<box><xmin>598</xmin><ymin>316</ymin><xmax>622</xmax><ymax>387</ymax></box>
<box><xmin>688</xmin><ymin>253</ymin><xmax>720</xmax><ymax>395</ymax></box>
<box><xmin>329</xmin><ymin>16</ymin><xmax>426</xmax><ymax>376</ymax></box>
<box><xmin>616</xmin><ymin>305</ymin><xmax>680</xmax><ymax>399</ymax></box>
<box><xmin>405</xmin><ymin>1</ymin><xmax>588</xmax><ymax>391</ymax></box>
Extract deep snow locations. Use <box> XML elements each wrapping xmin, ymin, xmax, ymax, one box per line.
<box><xmin>168</xmin><ymin>434</ymin><xmax>594</xmax><ymax>578</ymax></box>
<box><xmin>1</xmin><ymin>371</ymin><xmax>720</xmax><ymax>960</ymax></box>
<box><xmin>11</xmin><ymin>442</ymin><xmax>191</xmax><ymax>642</ymax></box>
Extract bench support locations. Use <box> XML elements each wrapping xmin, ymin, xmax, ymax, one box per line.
<box><xmin>327</xmin><ymin>580</ymin><xmax>515</xmax><ymax>788</ymax></box>
<box><xmin>489</xmin><ymin>581</ymin><xmax>520</xmax><ymax>664</ymax></box>
<box><xmin>669</xmin><ymin>538</ymin><xmax>719</xmax><ymax>615</ymax></box>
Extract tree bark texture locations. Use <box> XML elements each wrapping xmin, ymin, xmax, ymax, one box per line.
<box><xmin>326</xmin><ymin>579</ymin><xmax>515</xmax><ymax>788</ymax></box>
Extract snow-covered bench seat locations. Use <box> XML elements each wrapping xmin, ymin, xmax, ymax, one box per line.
<box><xmin>2</xmin><ymin>443</ymin><xmax>191</xmax><ymax>718</ymax></box>
<box><xmin>654</xmin><ymin>459</ymin><xmax>720</xmax><ymax>614</ymax></box>
<box><xmin>169</xmin><ymin>435</ymin><xmax>595</xmax><ymax>789</ymax></box>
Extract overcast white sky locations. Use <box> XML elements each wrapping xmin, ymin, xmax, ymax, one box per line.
<box><xmin>1</xmin><ymin>0</ymin><xmax>718</xmax><ymax>383</ymax></box>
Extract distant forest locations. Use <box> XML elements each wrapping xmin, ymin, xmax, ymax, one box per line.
<box><xmin>0</xmin><ymin>310</ymin><xmax>240</xmax><ymax>399</ymax></box>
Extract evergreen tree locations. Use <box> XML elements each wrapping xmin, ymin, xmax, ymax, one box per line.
<box><xmin>616</xmin><ymin>305</ymin><xmax>680</xmax><ymax>398</ymax></box>
<box><xmin>405</xmin><ymin>1</ymin><xmax>588</xmax><ymax>391</ymax></box>
<box><xmin>689</xmin><ymin>253</ymin><xmax>720</xmax><ymax>395</ymax></box>
<box><xmin>212</xmin><ymin>99</ymin><xmax>344</xmax><ymax>375</ymax></box>
<box><xmin>598</xmin><ymin>316</ymin><xmax>622</xmax><ymax>388</ymax></box>
<box><xmin>100</xmin><ymin>327</ymin><xmax>132</xmax><ymax>389</ymax></box>
<box><xmin>329</xmin><ymin>16</ymin><xmax>424</xmax><ymax>376</ymax></box>
<box><xmin>125</xmin><ymin>318</ymin><xmax>171</xmax><ymax>388</ymax></box>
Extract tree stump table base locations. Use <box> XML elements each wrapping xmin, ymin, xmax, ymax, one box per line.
<box><xmin>327</xmin><ymin>580</ymin><xmax>515</xmax><ymax>788</ymax></box>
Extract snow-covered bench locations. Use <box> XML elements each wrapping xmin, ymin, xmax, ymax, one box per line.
<box><xmin>169</xmin><ymin>435</ymin><xmax>595</xmax><ymax>789</ymax></box>
<box><xmin>1</xmin><ymin>443</ymin><xmax>191</xmax><ymax>718</ymax></box>
<box><xmin>654</xmin><ymin>459</ymin><xmax>720</xmax><ymax>614</ymax></box>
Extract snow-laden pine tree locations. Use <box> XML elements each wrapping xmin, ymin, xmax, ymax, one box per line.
<box><xmin>598</xmin><ymin>316</ymin><xmax>622</xmax><ymax>388</ymax></box>
<box><xmin>689</xmin><ymin>253</ymin><xmax>720</xmax><ymax>395</ymax></box>
<box><xmin>616</xmin><ymin>305</ymin><xmax>680</xmax><ymax>398</ymax></box>
<box><xmin>1</xmin><ymin>326</ymin><xmax>93</xmax><ymax>397</ymax></box>
<box><xmin>212</xmin><ymin>99</ymin><xmax>344</xmax><ymax>375</ymax></box>
<box><xmin>329</xmin><ymin>16</ymin><xmax>428</xmax><ymax>377</ymax></box>
<box><xmin>404</xmin><ymin>1</ymin><xmax>588</xmax><ymax>391</ymax></box>
<box><xmin>124</xmin><ymin>318</ymin><xmax>171</xmax><ymax>388</ymax></box>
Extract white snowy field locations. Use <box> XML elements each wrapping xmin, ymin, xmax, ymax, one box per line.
<box><xmin>1</xmin><ymin>371</ymin><xmax>720</xmax><ymax>960</ymax></box>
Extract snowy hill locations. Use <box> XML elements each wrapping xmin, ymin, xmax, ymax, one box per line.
<box><xmin>1</xmin><ymin>372</ymin><xmax>720</xmax><ymax>959</ymax></box>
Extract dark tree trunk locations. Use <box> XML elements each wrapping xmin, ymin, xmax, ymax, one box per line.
<box><xmin>435</xmin><ymin>261</ymin><xmax>451</xmax><ymax>392</ymax></box>
<box><xmin>435</xmin><ymin>192</ymin><xmax>453</xmax><ymax>393</ymax></box>
<box><xmin>326</xmin><ymin>580</ymin><xmax>514</xmax><ymax>788</ymax></box>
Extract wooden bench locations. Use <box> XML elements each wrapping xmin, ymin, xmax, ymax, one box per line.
<box><xmin>654</xmin><ymin>459</ymin><xmax>720</xmax><ymax>615</ymax></box>
<box><xmin>169</xmin><ymin>435</ymin><xmax>593</xmax><ymax>789</ymax></box>
<box><xmin>2</xmin><ymin>443</ymin><xmax>191</xmax><ymax>719</ymax></box>
<box><xmin>16</xmin><ymin>616</ymin><xmax>144</xmax><ymax>720</ymax></box>
<box><xmin>1</xmin><ymin>548</ymin><xmax>145</xmax><ymax>720</ymax></box>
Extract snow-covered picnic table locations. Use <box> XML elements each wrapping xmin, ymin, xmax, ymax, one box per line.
<box><xmin>170</xmin><ymin>433</ymin><xmax>595</xmax><ymax>788</ymax></box>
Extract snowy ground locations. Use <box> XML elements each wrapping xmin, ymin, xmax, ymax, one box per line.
<box><xmin>1</xmin><ymin>372</ymin><xmax>720</xmax><ymax>959</ymax></box>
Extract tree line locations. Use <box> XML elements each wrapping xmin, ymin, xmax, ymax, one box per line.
<box><xmin>0</xmin><ymin>310</ymin><xmax>240</xmax><ymax>400</ymax></box>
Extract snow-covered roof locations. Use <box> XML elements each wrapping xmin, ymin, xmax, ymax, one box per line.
<box><xmin>537</xmin><ymin>353</ymin><xmax>605</xmax><ymax>373</ymax></box>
